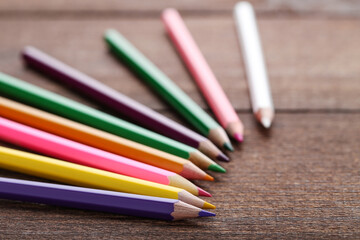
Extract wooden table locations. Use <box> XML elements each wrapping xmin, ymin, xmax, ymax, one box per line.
<box><xmin>0</xmin><ymin>1</ymin><xmax>359</xmax><ymax>239</ymax></box>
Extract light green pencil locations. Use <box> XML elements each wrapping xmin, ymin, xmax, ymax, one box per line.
<box><xmin>104</xmin><ymin>29</ymin><xmax>234</xmax><ymax>151</ymax></box>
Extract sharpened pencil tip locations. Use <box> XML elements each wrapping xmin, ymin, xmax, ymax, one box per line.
<box><xmin>203</xmin><ymin>201</ymin><xmax>216</xmax><ymax>209</ymax></box>
<box><xmin>234</xmin><ymin>133</ymin><xmax>243</xmax><ymax>142</ymax></box>
<box><xmin>261</xmin><ymin>118</ymin><xmax>271</xmax><ymax>129</ymax></box>
<box><xmin>208</xmin><ymin>164</ymin><xmax>226</xmax><ymax>173</ymax></box>
<box><xmin>203</xmin><ymin>174</ymin><xmax>214</xmax><ymax>181</ymax></box>
<box><xmin>223</xmin><ymin>142</ymin><xmax>234</xmax><ymax>152</ymax></box>
<box><xmin>199</xmin><ymin>210</ymin><xmax>216</xmax><ymax>217</ymax></box>
<box><xmin>197</xmin><ymin>187</ymin><xmax>212</xmax><ymax>197</ymax></box>
<box><xmin>217</xmin><ymin>152</ymin><xmax>230</xmax><ymax>162</ymax></box>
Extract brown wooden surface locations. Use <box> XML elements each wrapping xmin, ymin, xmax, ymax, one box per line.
<box><xmin>1</xmin><ymin>0</ymin><xmax>360</xmax><ymax>16</ymax></box>
<box><xmin>0</xmin><ymin>1</ymin><xmax>359</xmax><ymax>239</ymax></box>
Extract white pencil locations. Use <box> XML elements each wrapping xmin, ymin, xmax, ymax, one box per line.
<box><xmin>233</xmin><ymin>2</ymin><xmax>274</xmax><ymax>128</ymax></box>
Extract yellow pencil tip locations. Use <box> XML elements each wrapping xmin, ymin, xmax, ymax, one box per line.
<box><xmin>203</xmin><ymin>201</ymin><xmax>216</xmax><ymax>209</ymax></box>
<box><xmin>204</xmin><ymin>174</ymin><xmax>214</xmax><ymax>181</ymax></box>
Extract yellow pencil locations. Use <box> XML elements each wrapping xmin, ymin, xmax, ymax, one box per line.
<box><xmin>0</xmin><ymin>146</ymin><xmax>215</xmax><ymax>209</ymax></box>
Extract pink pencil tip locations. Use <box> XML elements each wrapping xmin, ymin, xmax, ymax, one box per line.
<box><xmin>234</xmin><ymin>133</ymin><xmax>243</xmax><ymax>142</ymax></box>
<box><xmin>198</xmin><ymin>187</ymin><xmax>212</xmax><ymax>197</ymax></box>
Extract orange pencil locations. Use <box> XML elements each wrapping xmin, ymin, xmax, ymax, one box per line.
<box><xmin>0</xmin><ymin>96</ymin><xmax>218</xmax><ymax>180</ymax></box>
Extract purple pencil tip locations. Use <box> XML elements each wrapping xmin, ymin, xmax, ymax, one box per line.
<box><xmin>217</xmin><ymin>152</ymin><xmax>230</xmax><ymax>162</ymax></box>
<box><xmin>199</xmin><ymin>210</ymin><xmax>216</xmax><ymax>218</ymax></box>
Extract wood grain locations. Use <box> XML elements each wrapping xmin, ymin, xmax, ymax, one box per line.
<box><xmin>0</xmin><ymin>18</ymin><xmax>359</xmax><ymax>111</ymax></box>
<box><xmin>0</xmin><ymin>113</ymin><xmax>359</xmax><ymax>239</ymax></box>
<box><xmin>1</xmin><ymin>0</ymin><xmax>360</xmax><ymax>17</ymax></box>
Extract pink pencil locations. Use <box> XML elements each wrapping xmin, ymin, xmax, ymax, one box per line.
<box><xmin>0</xmin><ymin>116</ymin><xmax>210</xmax><ymax>197</ymax></box>
<box><xmin>162</xmin><ymin>9</ymin><xmax>244</xmax><ymax>142</ymax></box>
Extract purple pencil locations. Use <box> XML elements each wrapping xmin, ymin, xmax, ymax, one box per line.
<box><xmin>0</xmin><ymin>177</ymin><xmax>215</xmax><ymax>221</ymax></box>
<box><xmin>22</xmin><ymin>46</ymin><xmax>229</xmax><ymax>163</ymax></box>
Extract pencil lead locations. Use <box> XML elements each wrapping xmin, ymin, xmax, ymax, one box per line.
<box><xmin>203</xmin><ymin>201</ymin><xmax>216</xmax><ymax>209</ymax></box>
<box><xmin>261</xmin><ymin>118</ymin><xmax>271</xmax><ymax>129</ymax></box>
<box><xmin>234</xmin><ymin>133</ymin><xmax>243</xmax><ymax>142</ymax></box>
<box><xmin>208</xmin><ymin>163</ymin><xmax>226</xmax><ymax>173</ymax></box>
<box><xmin>223</xmin><ymin>142</ymin><xmax>234</xmax><ymax>152</ymax></box>
<box><xmin>197</xmin><ymin>187</ymin><xmax>212</xmax><ymax>197</ymax></box>
<box><xmin>198</xmin><ymin>210</ymin><xmax>216</xmax><ymax>217</ymax></box>
<box><xmin>216</xmin><ymin>152</ymin><xmax>230</xmax><ymax>162</ymax></box>
<box><xmin>203</xmin><ymin>174</ymin><xmax>214</xmax><ymax>181</ymax></box>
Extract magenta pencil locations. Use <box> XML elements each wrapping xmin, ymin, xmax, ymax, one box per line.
<box><xmin>162</xmin><ymin>9</ymin><xmax>244</xmax><ymax>142</ymax></box>
<box><xmin>0</xmin><ymin>116</ymin><xmax>211</xmax><ymax>196</ymax></box>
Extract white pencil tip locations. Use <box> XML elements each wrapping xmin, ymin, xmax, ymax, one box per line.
<box><xmin>261</xmin><ymin>118</ymin><xmax>271</xmax><ymax>129</ymax></box>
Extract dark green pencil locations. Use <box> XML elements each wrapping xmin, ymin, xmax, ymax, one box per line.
<box><xmin>0</xmin><ymin>72</ymin><xmax>225</xmax><ymax>173</ymax></box>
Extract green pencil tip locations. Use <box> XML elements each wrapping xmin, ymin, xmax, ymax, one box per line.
<box><xmin>208</xmin><ymin>164</ymin><xmax>226</xmax><ymax>173</ymax></box>
<box><xmin>223</xmin><ymin>142</ymin><xmax>234</xmax><ymax>152</ymax></box>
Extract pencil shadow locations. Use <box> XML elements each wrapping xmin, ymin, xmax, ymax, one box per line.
<box><xmin>162</xmin><ymin>32</ymin><xmax>220</xmax><ymax>116</ymax></box>
<box><xmin>22</xmin><ymin>60</ymin><xmax>140</xmax><ymax>125</ymax></box>
<box><xmin>1</xmin><ymin>199</ymin><xmax>210</xmax><ymax>226</ymax></box>
<box><xmin>232</xmin><ymin>138</ymin><xmax>244</xmax><ymax>152</ymax></box>
<box><xmin>163</xmin><ymin>33</ymin><xmax>199</xmax><ymax>82</ymax></box>
<box><xmin>255</xmin><ymin>120</ymin><xmax>273</xmax><ymax>138</ymax></box>
<box><xmin>106</xmin><ymin>49</ymin><xmax>202</xmax><ymax>132</ymax></box>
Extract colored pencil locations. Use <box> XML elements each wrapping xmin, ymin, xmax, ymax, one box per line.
<box><xmin>0</xmin><ymin>97</ymin><xmax>225</xmax><ymax>178</ymax></box>
<box><xmin>0</xmin><ymin>117</ymin><xmax>212</xmax><ymax>197</ymax></box>
<box><xmin>0</xmin><ymin>72</ymin><xmax>215</xmax><ymax>169</ymax></box>
<box><xmin>0</xmin><ymin>146</ymin><xmax>215</xmax><ymax>209</ymax></box>
<box><xmin>104</xmin><ymin>29</ymin><xmax>234</xmax><ymax>151</ymax></box>
<box><xmin>22</xmin><ymin>46</ymin><xmax>229</xmax><ymax>163</ymax></box>
<box><xmin>0</xmin><ymin>177</ymin><xmax>215</xmax><ymax>220</ymax></box>
<box><xmin>162</xmin><ymin>9</ymin><xmax>245</xmax><ymax>142</ymax></box>
<box><xmin>234</xmin><ymin>2</ymin><xmax>274</xmax><ymax>128</ymax></box>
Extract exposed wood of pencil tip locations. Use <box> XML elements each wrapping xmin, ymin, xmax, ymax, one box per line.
<box><xmin>188</xmin><ymin>149</ymin><xmax>216</xmax><ymax>169</ymax></box>
<box><xmin>207</xmin><ymin>127</ymin><xmax>231</xmax><ymax>148</ymax></box>
<box><xmin>177</xmin><ymin>190</ymin><xmax>215</xmax><ymax>209</ymax></box>
<box><xmin>167</xmin><ymin>174</ymin><xmax>198</xmax><ymax>196</ymax></box>
<box><xmin>171</xmin><ymin>201</ymin><xmax>206</xmax><ymax>220</ymax></box>
<box><xmin>179</xmin><ymin>160</ymin><xmax>214</xmax><ymax>181</ymax></box>
<box><xmin>226</xmin><ymin>121</ymin><xmax>245</xmax><ymax>141</ymax></box>
<box><xmin>255</xmin><ymin>108</ymin><xmax>274</xmax><ymax>128</ymax></box>
<box><xmin>197</xmin><ymin>139</ymin><xmax>226</xmax><ymax>161</ymax></box>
